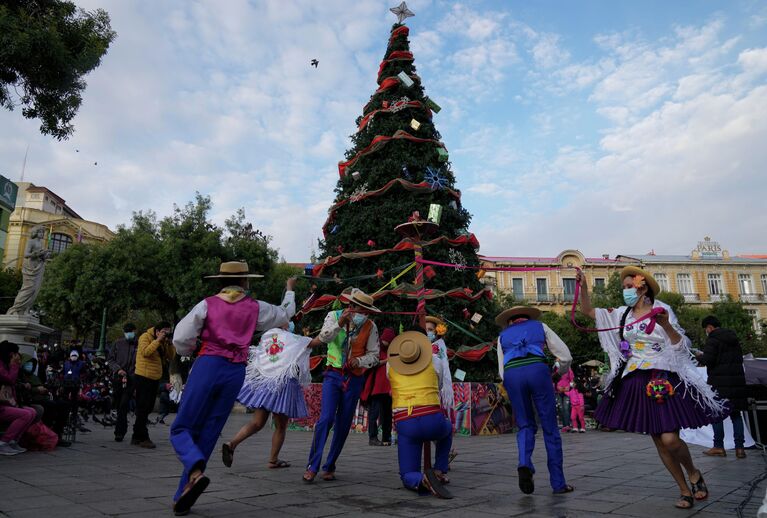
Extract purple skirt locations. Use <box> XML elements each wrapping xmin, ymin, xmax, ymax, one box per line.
<box><xmin>595</xmin><ymin>369</ymin><xmax>722</xmax><ymax>435</ymax></box>
<box><xmin>237</xmin><ymin>377</ymin><xmax>308</xmax><ymax>419</ymax></box>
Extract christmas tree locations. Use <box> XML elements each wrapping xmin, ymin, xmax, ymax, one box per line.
<box><xmin>305</xmin><ymin>11</ymin><xmax>499</xmax><ymax>380</ymax></box>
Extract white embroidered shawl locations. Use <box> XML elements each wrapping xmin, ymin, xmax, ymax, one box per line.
<box><xmin>243</xmin><ymin>328</ymin><xmax>312</xmax><ymax>394</ymax></box>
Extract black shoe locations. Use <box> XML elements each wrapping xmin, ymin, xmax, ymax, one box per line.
<box><xmin>114</xmin><ymin>435</ymin><xmax>124</xmax><ymax>442</ymax></box>
<box><xmin>369</xmin><ymin>438</ymin><xmax>383</xmax><ymax>446</ymax></box>
<box><xmin>518</xmin><ymin>466</ymin><xmax>534</xmax><ymax>495</ymax></box>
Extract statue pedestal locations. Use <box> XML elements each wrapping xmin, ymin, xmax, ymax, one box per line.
<box><xmin>0</xmin><ymin>315</ymin><xmax>53</xmax><ymax>357</ymax></box>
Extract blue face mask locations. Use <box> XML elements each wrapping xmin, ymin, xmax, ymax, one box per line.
<box><xmin>23</xmin><ymin>363</ymin><xmax>34</xmax><ymax>373</ymax></box>
<box><xmin>427</xmin><ymin>331</ymin><xmax>436</xmax><ymax>342</ymax></box>
<box><xmin>623</xmin><ymin>288</ymin><xmax>640</xmax><ymax>307</ymax></box>
<box><xmin>124</xmin><ymin>332</ymin><xmax>135</xmax><ymax>340</ymax></box>
<box><xmin>352</xmin><ymin>313</ymin><xmax>367</xmax><ymax>327</ymax></box>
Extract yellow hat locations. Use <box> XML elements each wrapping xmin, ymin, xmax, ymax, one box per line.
<box><xmin>205</xmin><ymin>261</ymin><xmax>263</xmax><ymax>279</ymax></box>
<box><xmin>388</xmin><ymin>331</ymin><xmax>432</xmax><ymax>375</ymax></box>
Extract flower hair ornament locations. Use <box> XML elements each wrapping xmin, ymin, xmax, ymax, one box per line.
<box><xmin>633</xmin><ymin>275</ymin><xmax>646</xmax><ymax>289</ymax></box>
<box><xmin>436</xmin><ymin>323</ymin><xmax>448</xmax><ymax>336</ymax></box>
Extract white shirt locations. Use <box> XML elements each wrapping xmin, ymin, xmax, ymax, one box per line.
<box><xmin>173</xmin><ymin>291</ymin><xmax>296</xmax><ymax>356</ymax></box>
<box><xmin>496</xmin><ymin>322</ymin><xmax>573</xmax><ymax>380</ymax></box>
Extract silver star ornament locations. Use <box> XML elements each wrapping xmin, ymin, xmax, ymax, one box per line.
<box><xmin>390</xmin><ymin>2</ymin><xmax>414</xmax><ymax>24</ymax></box>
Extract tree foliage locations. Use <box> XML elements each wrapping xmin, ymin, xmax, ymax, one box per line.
<box><xmin>0</xmin><ymin>0</ymin><xmax>115</xmax><ymax>139</ymax></box>
<box><xmin>37</xmin><ymin>195</ymin><xmax>280</xmax><ymax>339</ymax></box>
<box><xmin>0</xmin><ymin>266</ymin><xmax>22</xmax><ymax>313</ymax></box>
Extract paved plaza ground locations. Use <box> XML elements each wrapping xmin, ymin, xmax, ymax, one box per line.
<box><xmin>1</xmin><ymin>413</ymin><xmax>765</xmax><ymax>518</ymax></box>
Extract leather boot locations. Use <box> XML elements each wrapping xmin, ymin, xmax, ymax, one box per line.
<box><xmin>702</xmin><ymin>447</ymin><xmax>726</xmax><ymax>457</ymax></box>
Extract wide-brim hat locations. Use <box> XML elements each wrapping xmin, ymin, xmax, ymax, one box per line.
<box><xmin>620</xmin><ymin>266</ymin><xmax>660</xmax><ymax>295</ymax></box>
<box><xmin>425</xmin><ymin>316</ymin><xmax>444</xmax><ymax>327</ymax></box>
<box><xmin>388</xmin><ymin>331</ymin><xmax>432</xmax><ymax>375</ymax></box>
<box><xmin>205</xmin><ymin>261</ymin><xmax>264</xmax><ymax>279</ymax></box>
<box><xmin>495</xmin><ymin>306</ymin><xmax>542</xmax><ymax>327</ymax></box>
<box><xmin>339</xmin><ymin>287</ymin><xmax>381</xmax><ymax>313</ymax></box>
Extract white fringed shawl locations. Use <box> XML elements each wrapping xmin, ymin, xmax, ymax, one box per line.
<box><xmin>594</xmin><ymin>301</ymin><xmax>726</xmax><ymax>416</ymax></box>
<box><xmin>243</xmin><ymin>328</ymin><xmax>312</xmax><ymax>394</ymax></box>
<box><xmin>432</xmin><ymin>338</ymin><xmax>454</xmax><ymax>412</ymax></box>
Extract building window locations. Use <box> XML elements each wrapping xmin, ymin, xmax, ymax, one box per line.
<box><xmin>536</xmin><ymin>278</ymin><xmax>548</xmax><ymax>302</ymax></box>
<box><xmin>677</xmin><ymin>274</ymin><xmax>693</xmax><ymax>294</ymax></box>
<box><xmin>654</xmin><ymin>273</ymin><xmax>669</xmax><ymax>293</ymax></box>
<box><xmin>498</xmin><ymin>271</ymin><xmax>504</xmax><ymax>290</ymax></box>
<box><xmin>563</xmin><ymin>278</ymin><xmax>576</xmax><ymax>302</ymax></box>
<box><xmin>761</xmin><ymin>274</ymin><xmax>767</xmax><ymax>294</ymax></box>
<box><xmin>747</xmin><ymin>309</ymin><xmax>760</xmax><ymax>332</ymax></box>
<box><xmin>511</xmin><ymin>278</ymin><xmax>524</xmax><ymax>300</ymax></box>
<box><xmin>48</xmin><ymin>233</ymin><xmax>73</xmax><ymax>254</ymax></box>
<box><xmin>708</xmin><ymin>273</ymin><xmax>724</xmax><ymax>300</ymax></box>
<box><xmin>739</xmin><ymin>274</ymin><xmax>754</xmax><ymax>294</ymax></box>
<box><xmin>593</xmin><ymin>278</ymin><xmax>605</xmax><ymax>290</ymax></box>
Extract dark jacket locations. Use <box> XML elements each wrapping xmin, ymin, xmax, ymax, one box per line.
<box><xmin>698</xmin><ymin>328</ymin><xmax>748</xmax><ymax>410</ymax></box>
<box><xmin>107</xmin><ymin>337</ymin><xmax>138</xmax><ymax>376</ymax></box>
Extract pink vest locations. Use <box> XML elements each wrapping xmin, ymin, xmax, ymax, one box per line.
<box><xmin>198</xmin><ymin>295</ymin><xmax>260</xmax><ymax>363</ymax></box>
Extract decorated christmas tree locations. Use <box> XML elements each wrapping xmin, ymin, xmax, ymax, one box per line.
<box><xmin>304</xmin><ymin>8</ymin><xmax>499</xmax><ymax>380</ymax></box>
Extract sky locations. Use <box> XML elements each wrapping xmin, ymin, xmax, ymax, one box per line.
<box><xmin>1</xmin><ymin>0</ymin><xmax>766</xmax><ymax>262</ymax></box>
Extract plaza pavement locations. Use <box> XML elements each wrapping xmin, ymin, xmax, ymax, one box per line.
<box><xmin>1</xmin><ymin>413</ymin><xmax>765</xmax><ymax>518</ymax></box>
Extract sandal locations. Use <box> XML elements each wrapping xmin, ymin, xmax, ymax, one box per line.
<box><xmin>424</xmin><ymin>469</ymin><xmax>453</xmax><ymax>499</ymax></box>
<box><xmin>321</xmin><ymin>471</ymin><xmax>336</xmax><ymax>481</ymax></box>
<box><xmin>268</xmin><ymin>459</ymin><xmax>291</xmax><ymax>469</ymax></box>
<box><xmin>222</xmin><ymin>442</ymin><xmax>234</xmax><ymax>468</ymax></box>
<box><xmin>518</xmin><ymin>466</ymin><xmax>534</xmax><ymax>495</ymax></box>
<box><xmin>448</xmin><ymin>450</ymin><xmax>458</xmax><ymax>464</ymax></box>
<box><xmin>690</xmin><ymin>470</ymin><xmax>708</xmax><ymax>500</ymax></box>
<box><xmin>173</xmin><ymin>473</ymin><xmax>210</xmax><ymax>516</ymax></box>
<box><xmin>675</xmin><ymin>494</ymin><xmax>694</xmax><ymax>509</ymax></box>
<box><xmin>553</xmin><ymin>484</ymin><xmax>575</xmax><ymax>494</ymax></box>
<box><xmin>434</xmin><ymin>470</ymin><xmax>450</xmax><ymax>485</ymax></box>
<box><xmin>302</xmin><ymin>469</ymin><xmax>316</xmax><ymax>483</ymax></box>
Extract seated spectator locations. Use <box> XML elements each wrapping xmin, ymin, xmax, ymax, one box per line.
<box><xmin>0</xmin><ymin>341</ymin><xmax>37</xmax><ymax>455</ymax></box>
<box><xmin>16</xmin><ymin>354</ymin><xmax>71</xmax><ymax>447</ymax></box>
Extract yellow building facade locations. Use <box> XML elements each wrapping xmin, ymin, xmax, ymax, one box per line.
<box><xmin>2</xmin><ymin>182</ymin><xmax>114</xmax><ymax>270</ymax></box>
<box><xmin>481</xmin><ymin>238</ymin><xmax>767</xmax><ymax>330</ymax></box>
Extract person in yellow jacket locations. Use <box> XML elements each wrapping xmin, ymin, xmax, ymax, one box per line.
<box><xmin>387</xmin><ymin>330</ymin><xmax>453</xmax><ymax>499</ymax></box>
<box><xmin>133</xmin><ymin>321</ymin><xmax>174</xmax><ymax>448</ymax></box>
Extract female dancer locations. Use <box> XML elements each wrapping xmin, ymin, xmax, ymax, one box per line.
<box><xmin>576</xmin><ymin>267</ymin><xmax>725</xmax><ymax>510</ymax></box>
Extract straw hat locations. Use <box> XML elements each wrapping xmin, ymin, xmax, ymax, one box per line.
<box><xmin>388</xmin><ymin>331</ymin><xmax>433</xmax><ymax>375</ymax></box>
<box><xmin>495</xmin><ymin>306</ymin><xmax>542</xmax><ymax>327</ymax></box>
<box><xmin>205</xmin><ymin>261</ymin><xmax>264</xmax><ymax>279</ymax></box>
<box><xmin>620</xmin><ymin>266</ymin><xmax>660</xmax><ymax>295</ymax></box>
<box><xmin>339</xmin><ymin>287</ymin><xmax>381</xmax><ymax>313</ymax></box>
<box><xmin>425</xmin><ymin>316</ymin><xmax>444</xmax><ymax>326</ymax></box>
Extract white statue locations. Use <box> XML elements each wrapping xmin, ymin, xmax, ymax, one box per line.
<box><xmin>7</xmin><ymin>227</ymin><xmax>51</xmax><ymax>316</ymax></box>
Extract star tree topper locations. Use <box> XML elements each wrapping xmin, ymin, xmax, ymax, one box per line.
<box><xmin>390</xmin><ymin>2</ymin><xmax>414</xmax><ymax>24</ymax></box>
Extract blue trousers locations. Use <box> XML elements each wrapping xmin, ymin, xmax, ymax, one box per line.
<box><xmin>713</xmin><ymin>409</ymin><xmax>745</xmax><ymax>449</ymax></box>
<box><xmin>306</xmin><ymin>370</ymin><xmax>365</xmax><ymax>473</ymax></box>
<box><xmin>503</xmin><ymin>362</ymin><xmax>567</xmax><ymax>491</ymax></box>
<box><xmin>170</xmin><ymin>356</ymin><xmax>245</xmax><ymax>501</ymax></box>
<box><xmin>396</xmin><ymin>412</ymin><xmax>452</xmax><ymax>490</ymax></box>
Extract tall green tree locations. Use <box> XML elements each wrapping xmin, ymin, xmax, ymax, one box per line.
<box><xmin>0</xmin><ymin>0</ymin><xmax>115</xmax><ymax>139</ymax></box>
<box><xmin>310</xmin><ymin>23</ymin><xmax>498</xmax><ymax>380</ymax></box>
<box><xmin>0</xmin><ymin>266</ymin><xmax>22</xmax><ymax>313</ymax></box>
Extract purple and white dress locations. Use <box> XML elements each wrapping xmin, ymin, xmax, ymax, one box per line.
<box><xmin>594</xmin><ymin>301</ymin><xmax>726</xmax><ymax>434</ymax></box>
<box><xmin>237</xmin><ymin>328</ymin><xmax>312</xmax><ymax>418</ymax></box>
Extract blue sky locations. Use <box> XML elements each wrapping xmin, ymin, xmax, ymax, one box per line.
<box><xmin>1</xmin><ymin>0</ymin><xmax>766</xmax><ymax>261</ymax></box>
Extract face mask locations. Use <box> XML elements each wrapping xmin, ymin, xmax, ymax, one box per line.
<box><xmin>23</xmin><ymin>363</ymin><xmax>34</xmax><ymax>373</ymax></box>
<box><xmin>352</xmin><ymin>313</ymin><xmax>367</xmax><ymax>327</ymax></box>
<box><xmin>427</xmin><ymin>331</ymin><xmax>436</xmax><ymax>342</ymax></box>
<box><xmin>124</xmin><ymin>332</ymin><xmax>135</xmax><ymax>340</ymax></box>
<box><xmin>623</xmin><ymin>288</ymin><xmax>640</xmax><ymax>307</ymax></box>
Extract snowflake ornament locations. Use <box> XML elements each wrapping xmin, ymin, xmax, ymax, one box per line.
<box><xmin>448</xmin><ymin>249</ymin><xmax>467</xmax><ymax>271</ymax></box>
<box><xmin>389</xmin><ymin>97</ymin><xmax>411</xmax><ymax>113</ymax></box>
<box><xmin>424</xmin><ymin>167</ymin><xmax>446</xmax><ymax>190</ymax></box>
<box><xmin>349</xmin><ymin>183</ymin><xmax>369</xmax><ymax>203</ymax></box>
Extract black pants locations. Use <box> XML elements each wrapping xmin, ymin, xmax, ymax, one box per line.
<box><xmin>132</xmin><ymin>375</ymin><xmax>158</xmax><ymax>442</ymax></box>
<box><xmin>113</xmin><ymin>373</ymin><xmax>135</xmax><ymax>438</ymax></box>
<box><xmin>368</xmin><ymin>394</ymin><xmax>393</xmax><ymax>442</ymax></box>
<box><xmin>39</xmin><ymin>399</ymin><xmax>70</xmax><ymax>437</ymax></box>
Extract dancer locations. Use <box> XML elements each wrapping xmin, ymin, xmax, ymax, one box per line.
<box><xmin>495</xmin><ymin>305</ymin><xmax>574</xmax><ymax>495</ymax></box>
<box><xmin>170</xmin><ymin>261</ymin><xmax>296</xmax><ymax>516</ymax></box>
<box><xmin>576</xmin><ymin>267</ymin><xmax>725</xmax><ymax>510</ymax></box>
<box><xmin>303</xmin><ymin>288</ymin><xmax>380</xmax><ymax>483</ymax></box>
<box><xmin>388</xmin><ymin>330</ymin><xmax>453</xmax><ymax>498</ymax></box>
<box><xmin>222</xmin><ymin>322</ymin><xmax>318</xmax><ymax>468</ymax></box>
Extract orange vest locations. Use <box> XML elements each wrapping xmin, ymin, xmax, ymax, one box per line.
<box><xmin>326</xmin><ymin>312</ymin><xmax>373</xmax><ymax>376</ymax></box>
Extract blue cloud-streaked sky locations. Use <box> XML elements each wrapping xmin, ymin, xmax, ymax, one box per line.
<box><xmin>1</xmin><ymin>0</ymin><xmax>766</xmax><ymax>261</ymax></box>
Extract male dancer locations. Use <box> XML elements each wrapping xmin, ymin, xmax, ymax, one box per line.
<box><xmin>170</xmin><ymin>261</ymin><xmax>296</xmax><ymax>516</ymax></box>
<box><xmin>303</xmin><ymin>288</ymin><xmax>380</xmax><ymax>482</ymax></box>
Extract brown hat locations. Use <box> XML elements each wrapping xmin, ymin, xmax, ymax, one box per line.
<box><xmin>205</xmin><ymin>261</ymin><xmax>264</xmax><ymax>279</ymax></box>
<box><xmin>495</xmin><ymin>306</ymin><xmax>542</xmax><ymax>327</ymax></box>
<box><xmin>620</xmin><ymin>266</ymin><xmax>660</xmax><ymax>295</ymax></box>
<box><xmin>339</xmin><ymin>288</ymin><xmax>380</xmax><ymax>313</ymax></box>
<box><xmin>388</xmin><ymin>331</ymin><xmax>432</xmax><ymax>375</ymax></box>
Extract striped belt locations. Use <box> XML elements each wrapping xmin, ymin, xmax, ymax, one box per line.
<box><xmin>393</xmin><ymin>405</ymin><xmax>442</xmax><ymax>423</ymax></box>
<box><xmin>504</xmin><ymin>355</ymin><xmax>545</xmax><ymax>370</ymax></box>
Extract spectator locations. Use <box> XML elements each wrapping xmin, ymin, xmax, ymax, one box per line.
<box><xmin>696</xmin><ymin>316</ymin><xmax>749</xmax><ymax>459</ymax></box>
<box><xmin>0</xmin><ymin>341</ymin><xmax>37</xmax><ymax>455</ymax></box>
<box><xmin>555</xmin><ymin>365</ymin><xmax>573</xmax><ymax>432</ymax></box>
<box><xmin>107</xmin><ymin>322</ymin><xmax>139</xmax><ymax>442</ymax></box>
<box><xmin>364</xmin><ymin>327</ymin><xmax>396</xmax><ymax>446</ymax></box>
<box><xmin>62</xmin><ymin>349</ymin><xmax>87</xmax><ymax>432</ymax></box>
<box><xmin>16</xmin><ymin>354</ymin><xmax>71</xmax><ymax>447</ymax></box>
<box><xmin>133</xmin><ymin>322</ymin><xmax>175</xmax><ymax>448</ymax></box>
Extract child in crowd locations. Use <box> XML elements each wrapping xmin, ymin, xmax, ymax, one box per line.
<box><xmin>566</xmin><ymin>380</ymin><xmax>586</xmax><ymax>433</ymax></box>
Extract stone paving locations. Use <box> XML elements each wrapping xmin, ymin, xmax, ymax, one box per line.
<box><xmin>1</xmin><ymin>413</ymin><xmax>765</xmax><ymax>518</ymax></box>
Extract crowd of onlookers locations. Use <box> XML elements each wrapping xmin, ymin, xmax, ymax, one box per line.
<box><xmin>0</xmin><ymin>321</ymin><xmax>191</xmax><ymax>455</ymax></box>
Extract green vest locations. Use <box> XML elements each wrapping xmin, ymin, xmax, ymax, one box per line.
<box><xmin>326</xmin><ymin>310</ymin><xmax>347</xmax><ymax>368</ymax></box>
